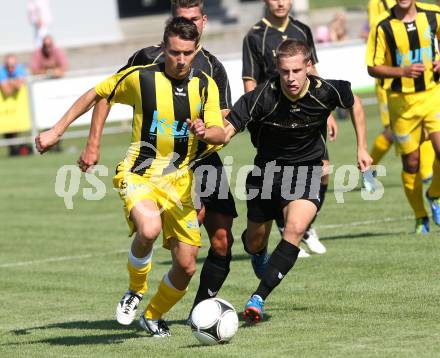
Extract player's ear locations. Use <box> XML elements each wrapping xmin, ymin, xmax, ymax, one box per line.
<box><xmin>202</xmin><ymin>14</ymin><xmax>208</xmax><ymax>29</ymax></box>
<box><xmin>305</xmin><ymin>59</ymin><xmax>312</xmax><ymax>74</ymax></box>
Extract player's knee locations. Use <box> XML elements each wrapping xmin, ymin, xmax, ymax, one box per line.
<box><xmin>210</xmin><ymin>229</ymin><xmax>232</xmax><ymax>256</ymax></box>
<box><xmin>136</xmin><ymin>223</ymin><xmax>160</xmax><ymax>245</ymax></box>
<box><xmin>383</xmin><ymin>127</ymin><xmax>393</xmax><ymax>142</ymax></box>
<box><xmin>245</xmin><ymin>233</ymin><xmax>267</xmax><ymax>253</ymax></box>
<box><xmin>402</xmin><ymin>153</ymin><xmax>420</xmax><ymax>173</ymax></box>
<box><xmin>284</xmin><ymin>220</ymin><xmax>307</xmax><ymax>239</ymax></box>
<box><xmin>179</xmin><ymin>260</ymin><xmax>197</xmax><ymax>278</ymax></box>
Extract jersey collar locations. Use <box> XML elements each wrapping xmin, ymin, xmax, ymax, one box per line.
<box><xmin>281</xmin><ymin>77</ymin><xmax>310</xmax><ymax>102</ymax></box>
<box><xmin>262</xmin><ymin>16</ymin><xmax>290</xmax><ymax>33</ymax></box>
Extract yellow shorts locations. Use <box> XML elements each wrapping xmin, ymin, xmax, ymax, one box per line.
<box><xmin>113</xmin><ymin>162</ymin><xmax>201</xmax><ymax>249</ymax></box>
<box><xmin>387</xmin><ymin>84</ymin><xmax>440</xmax><ymax>155</ymax></box>
<box><xmin>375</xmin><ymin>84</ymin><xmax>390</xmax><ymax>127</ymax></box>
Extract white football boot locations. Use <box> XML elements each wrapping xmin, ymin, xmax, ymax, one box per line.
<box><xmin>116</xmin><ymin>290</ymin><xmax>143</xmax><ymax>325</ymax></box>
<box><xmin>303</xmin><ymin>228</ymin><xmax>326</xmax><ymax>254</ymax></box>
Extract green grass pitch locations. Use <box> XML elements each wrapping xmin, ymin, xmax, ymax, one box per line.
<box><xmin>1</xmin><ymin>98</ymin><xmax>439</xmax><ymax>357</ymax></box>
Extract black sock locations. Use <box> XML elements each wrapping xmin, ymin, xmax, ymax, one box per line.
<box><xmin>275</xmin><ymin>216</ymin><xmax>285</xmax><ymax>235</ymax></box>
<box><xmin>241</xmin><ymin>230</ymin><xmax>266</xmax><ymax>255</ymax></box>
<box><xmin>191</xmin><ymin>248</ymin><xmax>231</xmax><ymax>310</ymax></box>
<box><xmin>318</xmin><ymin>183</ymin><xmax>328</xmax><ymax>211</ymax></box>
<box><xmin>253</xmin><ymin>240</ymin><xmax>300</xmax><ymax>300</ymax></box>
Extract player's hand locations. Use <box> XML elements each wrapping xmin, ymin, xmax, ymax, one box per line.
<box><xmin>186</xmin><ymin>118</ymin><xmax>206</xmax><ymax>139</ymax></box>
<box><xmin>433</xmin><ymin>60</ymin><xmax>440</xmax><ymax>73</ymax></box>
<box><xmin>77</xmin><ymin>145</ymin><xmax>100</xmax><ymax>172</ymax></box>
<box><xmin>35</xmin><ymin>128</ymin><xmax>61</xmax><ymax>154</ymax></box>
<box><xmin>327</xmin><ymin>114</ymin><xmax>338</xmax><ymax>141</ymax></box>
<box><xmin>357</xmin><ymin>148</ymin><xmax>372</xmax><ymax>173</ymax></box>
<box><xmin>402</xmin><ymin>64</ymin><xmax>425</xmax><ymax>78</ymax></box>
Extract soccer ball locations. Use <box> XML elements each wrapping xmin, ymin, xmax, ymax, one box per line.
<box><xmin>190</xmin><ymin>298</ymin><xmax>239</xmax><ymax>345</ymax></box>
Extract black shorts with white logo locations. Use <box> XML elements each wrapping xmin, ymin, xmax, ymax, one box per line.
<box><xmin>245</xmin><ymin>161</ymin><xmax>322</xmax><ymax>223</ymax></box>
<box><xmin>193</xmin><ymin>152</ymin><xmax>238</xmax><ymax>218</ymax></box>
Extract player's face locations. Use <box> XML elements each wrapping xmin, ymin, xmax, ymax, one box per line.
<box><xmin>175</xmin><ymin>6</ymin><xmax>207</xmax><ymax>37</ymax></box>
<box><xmin>163</xmin><ymin>35</ymin><xmax>197</xmax><ymax>80</ymax></box>
<box><xmin>264</xmin><ymin>0</ymin><xmax>292</xmax><ymax>19</ymax></box>
<box><xmin>396</xmin><ymin>0</ymin><xmax>415</xmax><ymax>10</ymax></box>
<box><xmin>5</xmin><ymin>56</ymin><xmax>17</xmax><ymax>74</ymax></box>
<box><xmin>277</xmin><ymin>54</ymin><xmax>312</xmax><ymax>97</ymax></box>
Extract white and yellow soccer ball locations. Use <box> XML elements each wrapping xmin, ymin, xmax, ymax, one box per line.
<box><xmin>190</xmin><ymin>298</ymin><xmax>239</xmax><ymax>345</ymax></box>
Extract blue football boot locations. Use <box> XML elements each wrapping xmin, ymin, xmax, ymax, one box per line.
<box><xmin>244</xmin><ymin>295</ymin><xmax>264</xmax><ymax>323</ymax></box>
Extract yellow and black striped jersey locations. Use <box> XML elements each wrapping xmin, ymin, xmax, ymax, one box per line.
<box><xmin>366</xmin><ymin>2</ymin><xmax>440</xmax><ymax>93</ymax></box>
<box><xmin>95</xmin><ymin>63</ymin><xmax>223</xmax><ymax>177</ymax></box>
<box><xmin>368</xmin><ymin>0</ymin><xmax>396</xmax><ymax>28</ymax></box>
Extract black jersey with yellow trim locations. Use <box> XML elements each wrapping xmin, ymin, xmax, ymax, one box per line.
<box><xmin>226</xmin><ymin>75</ymin><xmax>353</xmax><ymax>164</ymax></box>
<box><xmin>242</xmin><ymin>16</ymin><xmax>318</xmax><ymax>85</ymax></box>
<box><xmin>119</xmin><ymin>44</ymin><xmax>231</xmax><ymax>110</ymax></box>
<box><xmin>96</xmin><ymin>62</ymin><xmax>223</xmax><ymax>177</ymax></box>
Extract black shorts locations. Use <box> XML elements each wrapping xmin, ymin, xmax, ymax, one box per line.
<box><xmin>245</xmin><ymin>162</ymin><xmax>322</xmax><ymax>223</ymax></box>
<box><xmin>193</xmin><ymin>152</ymin><xmax>238</xmax><ymax>218</ymax></box>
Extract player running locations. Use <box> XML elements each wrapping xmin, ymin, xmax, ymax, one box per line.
<box><xmin>225</xmin><ymin>39</ymin><xmax>371</xmax><ymax>322</ymax></box>
<box><xmin>35</xmin><ymin>18</ymin><xmax>226</xmax><ymax>337</ymax></box>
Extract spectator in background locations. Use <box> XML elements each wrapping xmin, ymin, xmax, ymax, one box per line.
<box><xmin>0</xmin><ymin>55</ymin><xmax>26</xmax><ymax>97</ymax></box>
<box><xmin>0</xmin><ymin>55</ymin><xmax>31</xmax><ymax>156</ymax></box>
<box><xmin>27</xmin><ymin>0</ymin><xmax>52</xmax><ymax>48</ymax></box>
<box><xmin>315</xmin><ymin>25</ymin><xmax>330</xmax><ymax>44</ymax></box>
<box><xmin>30</xmin><ymin>35</ymin><xmax>68</xmax><ymax>78</ymax></box>
<box><xmin>329</xmin><ymin>12</ymin><xmax>348</xmax><ymax>42</ymax></box>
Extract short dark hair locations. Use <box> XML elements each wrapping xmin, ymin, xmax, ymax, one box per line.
<box><xmin>171</xmin><ymin>0</ymin><xmax>204</xmax><ymax>16</ymax></box>
<box><xmin>163</xmin><ymin>16</ymin><xmax>200</xmax><ymax>46</ymax></box>
<box><xmin>276</xmin><ymin>39</ymin><xmax>312</xmax><ymax>63</ymax></box>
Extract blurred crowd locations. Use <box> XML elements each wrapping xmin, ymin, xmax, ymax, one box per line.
<box><xmin>1</xmin><ymin>0</ymin><xmax>401</xmax><ymax>157</ymax></box>
<box><xmin>1</xmin><ymin>0</ymin><xmax>67</xmax><ymax>156</ymax></box>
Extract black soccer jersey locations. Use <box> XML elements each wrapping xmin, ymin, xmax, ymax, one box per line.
<box><xmin>119</xmin><ymin>45</ymin><xmax>231</xmax><ymax>110</ymax></box>
<box><xmin>226</xmin><ymin>75</ymin><xmax>354</xmax><ymax>164</ymax></box>
<box><xmin>242</xmin><ymin>16</ymin><xmax>318</xmax><ymax>84</ymax></box>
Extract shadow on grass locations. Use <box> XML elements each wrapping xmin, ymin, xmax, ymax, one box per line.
<box><xmin>4</xmin><ymin>332</ymin><xmax>143</xmax><ymax>346</ymax></box>
<box><xmin>12</xmin><ymin>317</ymin><xmax>189</xmax><ymax>335</ymax></box>
<box><xmin>7</xmin><ymin>318</ymin><xmax>193</xmax><ymax>347</ymax></box>
<box><xmin>327</xmin><ymin>183</ymin><xmax>402</xmax><ymax>193</ymax></box>
<box><xmin>320</xmin><ymin>231</ymin><xmax>400</xmax><ymax>241</ymax></box>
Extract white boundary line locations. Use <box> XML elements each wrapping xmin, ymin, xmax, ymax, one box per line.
<box><xmin>316</xmin><ymin>215</ymin><xmax>413</xmax><ymax>230</ymax></box>
<box><xmin>0</xmin><ymin>250</ymin><xmax>126</xmax><ymax>268</ymax></box>
<box><xmin>0</xmin><ymin>215</ymin><xmax>413</xmax><ymax>269</ymax></box>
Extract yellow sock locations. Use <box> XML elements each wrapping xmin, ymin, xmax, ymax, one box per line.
<box><xmin>401</xmin><ymin>171</ymin><xmax>427</xmax><ymax>219</ymax></box>
<box><xmin>144</xmin><ymin>277</ymin><xmax>187</xmax><ymax>320</ymax></box>
<box><xmin>427</xmin><ymin>158</ymin><xmax>440</xmax><ymax>198</ymax></box>
<box><xmin>419</xmin><ymin>140</ymin><xmax>435</xmax><ymax>182</ymax></box>
<box><xmin>370</xmin><ymin>133</ymin><xmax>392</xmax><ymax>165</ymax></box>
<box><xmin>127</xmin><ymin>260</ymin><xmax>152</xmax><ymax>295</ymax></box>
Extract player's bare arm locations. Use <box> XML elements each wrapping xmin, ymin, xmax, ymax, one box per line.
<box><xmin>223</xmin><ymin>121</ymin><xmax>237</xmax><ymax>144</ymax></box>
<box><xmin>368</xmin><ymin>64</ymin><xmax>425</xmax><ymax>79</ymax></box>
<box><xmin>186</xmin><ymin>119</ymin><xmax>226</xmax><ymax>144</ymax></box>
<box><xmin>243</xmin><ymin>79</ymin><xmax>257</xmax><ymax>93</ymax></box>
<box><xmin>350</xmin><ymin>95</ymin><xmax>372</xmax><ymax>172</ymax></box>
<box><xmin>35</xmin><ymin>87</ymin><xmax>101</xmax><ymax>154</ymax></box>
<box><xmin>78</xmin><ymin>98</ymin><xmax>111</xmax><ymax>172</ymax></box>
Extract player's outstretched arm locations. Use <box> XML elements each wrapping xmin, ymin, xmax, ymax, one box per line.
<box><xmin>77</xmin><ymin>98</ymin><xmax>111</xmax><ymax>172</ymax></box>
<box><xmin>350</xmin><ymin>95</ymin><xmax>372</xmax><ymax>172</ymax></box>
<box><xmin>186</xmin><ymin>119</ymin><xmax>226</xmax><ymax>145</ymax></box>
<box><xmin>327</xmin><ymin>114</ymin><xmax>338</xmax><ymax>141</ymax></box>
<box><xmin>35</xmin><ymin>88</ymin><xmax>102</xmax><ymax>154</ymax></box>
<box><xmin>368</xmin><ymin>64</ymin><xmax>425</xmax><ymax>79</ymax></box>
